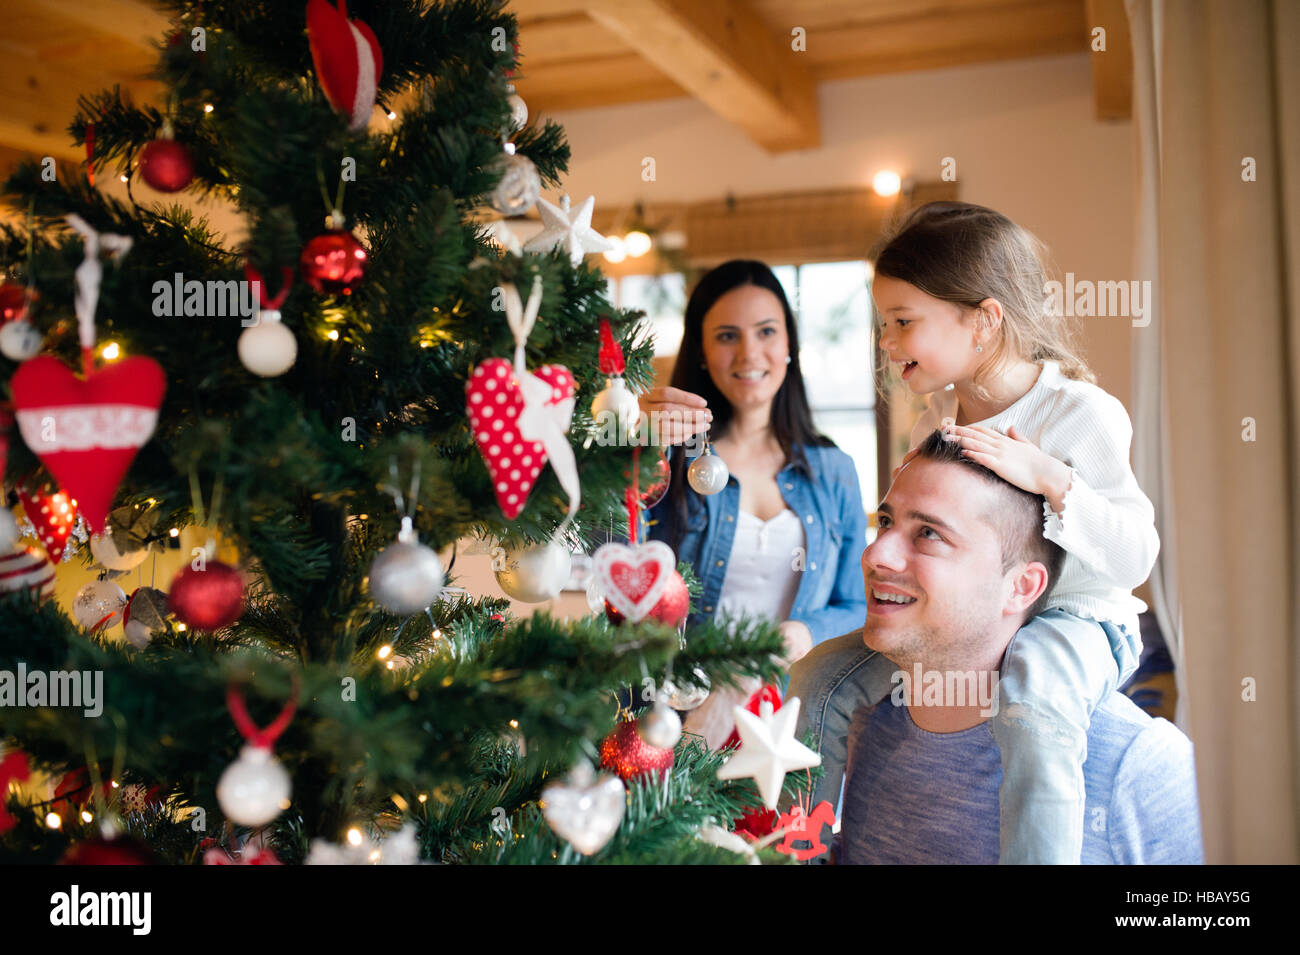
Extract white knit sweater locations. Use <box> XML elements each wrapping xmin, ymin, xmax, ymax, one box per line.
<box><xmin>909</xmin><ymin>360</ymin><xmax>1157</xmax><ymax>634</ymax></box>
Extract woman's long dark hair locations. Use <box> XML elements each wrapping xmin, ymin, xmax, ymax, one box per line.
<box><xmin>662</xmin><ymin>260</ymin><xmax>831</xmax><ymax>546</ymax></box>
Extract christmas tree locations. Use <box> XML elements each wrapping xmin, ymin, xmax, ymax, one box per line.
<box><xmin>0</xmin><ymin>0</ymin><xmax>805</xmax><ymax>865</ymax></box>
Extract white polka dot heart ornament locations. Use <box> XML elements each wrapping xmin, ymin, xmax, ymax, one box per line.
<box><xmin>466</xmin><ymin>358</ymin><xmax>575</xmax><ymax>520</ymax></box>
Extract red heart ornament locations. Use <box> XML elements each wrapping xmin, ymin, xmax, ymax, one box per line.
<box><xmin>16</xmin><ymin>485</ymin><xmax>77</xmax><ymax>563</ymax></box>
<box><xmin>593</xmin><ymin>540</ymin><xmax>676</xmax><ymax>623</ymax></box>
<box><xmin>466</xmin><ymin>359</ymin><xmax>574</xmax><ymax>520</ymax></box>
<box><xmin>10</xmin><ymin>355</ymin><xmax>166</xmax><ymax>534</ymax></box>
<box><xmin>307</xmin><ymin>0</ymin><xmax>384</xmax><ymax>131</ymax></box>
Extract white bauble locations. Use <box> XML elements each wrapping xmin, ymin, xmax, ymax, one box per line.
<box><xmin>238</xmin><ymin>311</ymin><xmax>297</xmax><ymax>377</ymax></box>
<box><xmin>495</xmin><ymin>539</ymin><xmax>571</xmax><ymax>603</ymax></box>
<box><xmin>72</xmin><ymin>579</ymin><xmax>129</xmax><ymax>630</ymax></box>
<box><xmin>217</xmin><ymin>745</ymin><xmax>291</xmax><ymax>827</ymax></box>
<box><xmin>662</xmin><ymin>667</ymin><xmax>711</xmax><ymax>710</ymax></box>
<box><xmin>591</xmin><ymin>376</ymin><xmax>640</xmax><ymax>440</ymax></box>
<box><xmin>368</xmin><ymin>521</ymin><xmax>445</xmax><ymax>615</ymax></box>
<box><xmin>0</xmin><ymin>320</ymin><xmax>42</xmax><ymax>362</ymax></box>
<box><xmin>0</xmin><ymin>508</ymin><xmax>19</xmax><ymax>552</ymax></box>
<box><xmin>638</xmin><ymin>702</ymin><xmax>682</xmax><ymax>749</ymax></box>
<box><xmin>90</xmin><ymin>532</ymin><xmax>149</xmax><ymax>571</ymax></box>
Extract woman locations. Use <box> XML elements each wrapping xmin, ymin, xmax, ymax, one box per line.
<box><xmin>641</xmin><ymin>260</ymin><xmax>868</xmax><ymax>746</ymax></box>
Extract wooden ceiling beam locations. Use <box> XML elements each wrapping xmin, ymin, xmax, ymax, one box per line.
<box><xmin>583</xmin><ymin>0</ymin><xmax>820</xmax><ymax>153</ymax></box>
<box><xmin>1085</xmin><ymin>0</ymin><xmax>1133</xmax><ymax>120</ymax></box>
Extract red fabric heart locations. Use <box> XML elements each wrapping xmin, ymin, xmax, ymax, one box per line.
<box><xmin>16</xmin><ymin>485</ymin><xmax>77</xmax><ymax>563</ymax></box>
<box><xmin>466</xmin><ymin>358</ymin><xmax>574</xmax><ymax>519</ymax></box>
<box><xmin>10</xmin><ymin>355</ymin><xmax>165</xmax><ymax>534</ymax></box>
<box><xmin>308</xmin><ymin>0</ymin><xmax>384</xmax><ymax>131</ymax></box>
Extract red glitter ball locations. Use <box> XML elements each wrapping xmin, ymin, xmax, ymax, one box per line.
<box><xmin>300</xmin><ymin>230</ymin><xmax>368</xmax><ymax>295</ymax></box>
<box><xmin>599</xmin><ymin>718</ymin><xmax>674</xmax><ymax>782</ymax></box>
<box><xmin>167</xmin><ymin>561</ymin><xmax>245</xmax><ymax>630</ymax></box>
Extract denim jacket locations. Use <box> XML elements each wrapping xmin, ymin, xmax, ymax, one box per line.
<box><xmin>646</xmin><ymin>443</ymin><xmax>868</xmax><ymax>646</ymax></box>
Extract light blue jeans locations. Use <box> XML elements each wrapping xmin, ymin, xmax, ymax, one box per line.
<box><xmin>788</xmin><ymin>609</ymin><xmax>1141</xmax><ymax>864</ymax></box>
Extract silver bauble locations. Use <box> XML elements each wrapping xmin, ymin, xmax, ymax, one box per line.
<box><xmin>72</xmin><ymin>579</ymin><xmax>128</xmax><ymax>631</ymax></box>
<box><xmin>217</xmin><ymin>745</ymin><xmax>291</xmax><ymax>827</ymax></box>
<box><xmin>90</xmin><ymin>531</ymin><xmax>149</xmax><ymax>571</ymax></box>
<box><xmin>0</xmin><ymin>320</ymin><xmax>42</xmax><ymax>362</ymax></box>
<box><xmin>540</xmin><ymin>761</ymin><xmax>625</xmax><ymax>856</ymax></box>
<box><xmin>495</xmin><ymin>538</ymin><xmax>571</xmax><ymax>603</ymax></box>
<box><xmin>489</xmin><ymin>151</ymin><xmax>541</xmax><ymax>216</ymax></box>
<box><xmin>687</xmin><ymin>450</ymin><xmax>729</xmax><ymax>495</ymax></box>
<box><xmin>506</xmin><ymin>88</ymin><xmax>529</xmax><ymax>131</ymax></box>
<box><xmin>591</xmin><ymin>376</ymin><xmax>641</xmax><ymax>441</ymax></box>
<box><xmin>662</xmin><ymin>667</ymin><xmax>711</xmax><ymax>710</ymax></box>
<box><xmin>585</xmin><ymin>574</ymin><xmax>607</xmax><ymax>615</ymax></box>
<box><xmin>0</xmin><ymin>507</ymin><xmax>19</xmax><ymax>552</ymax></box>
<box><xmin>638</xmin><ymin>702</ymin><xmax>682</xmax><ymax>749</ymax></box>
<box><xmin>238</xmin><ymin>311</ymin><xmax>297</xmax><ymax>378</ymax></box>
<box><xmin>368</xmin><ymin>520</ymin><xmax>445</xmax><ymax>615</ymax></box>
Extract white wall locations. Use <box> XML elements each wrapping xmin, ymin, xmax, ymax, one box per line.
<box><xmin>544</xmin><ymin>51</ymin><xmax>1136</xmax><ymax>407</ymax></box>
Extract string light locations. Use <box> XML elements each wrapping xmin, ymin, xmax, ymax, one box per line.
<box><xmin>45</xmin><ymin>812</ymin><xmax>62</xmax><ymax>830</ymax></box>
<box><xmin>377</xmin><ymin>645</ymin><xmax>393</xmax><ymax>660</ymax></box>
<box><xmin>169</xmin><ymin>527</ymin><xmax>180</xmax><ymax>538</ymax></box>
<box><xmin>327</xmin><ymin>330</ymin><xmax>340</xmax><ymax>341</ymax></box>
<box><xmin>80</xmin><ymin>811</ymin><xmax>93</xmax><ymax>823</ymax></box>
<box><xmin>346</xmin><ymin>828</ymin><xmax>363</xmax><ymax>846</ymax></box>
<box><xmin>100</xmin><ymin>342</ymin><xmax>121</xmax><ymax>360</ymax></box>
<box><xmin>203</xmin><ymin>104</ymin><xmax>214</xmax><ymax>113</ymax></box>
<box><xmin>386</xmin><ymin>110</ymin><xmax>397</xmax><ymax>120</ymax></box>
<box><xmin>176</xmin><ymin>623</ymin><xmax>188</xmax><ymax>632</ymax></box>
<box><xmin>418</xmin><ymin>794</ymin><xmax>427</xmax><ymax>803</ymax></box>
<box><xmin>602</xmin><ymin>236</ymin><xmax>627</xmax><ymax>264</ymax></box>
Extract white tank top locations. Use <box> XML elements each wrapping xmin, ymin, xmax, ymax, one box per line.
<box><xmin>714</xmin><ymin>508</ymin><xmax>806</xmax><ymax>628</ymax></box>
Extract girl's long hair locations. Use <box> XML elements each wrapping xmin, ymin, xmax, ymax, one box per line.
<box><xmin>662</xmin><ymin>260</ymin><xmax>831</xmax><ymax>546</ymax></box>
<box><xmin>870</xmin><ymin>201</ymin><xmax>1095</xmax><ymax>401</ymax></box>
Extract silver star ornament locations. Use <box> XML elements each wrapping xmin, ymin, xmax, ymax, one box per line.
<box><xmin>715</xmin><ymin>696</ymin><xmax>821</xmax><ymax>810</ymax></box>
<box><xmin>523</xmin><ymin>194</ymin><xmax>615</xmax><ymax>266</ymax></box>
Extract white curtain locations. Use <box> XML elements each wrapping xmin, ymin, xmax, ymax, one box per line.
<box><xmin>1126</xmin><ymin>0</ymin><xmax>1299</xmax><ymax>863</ymax></box>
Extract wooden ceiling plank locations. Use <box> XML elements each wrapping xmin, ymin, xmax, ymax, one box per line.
<box><xmin>583</xmin><ymin>0</ymin><xmax>820</xmax><ymax>153</ymax></box>
<box><xmin>516</xmin><ymin>14</ymin><xmax>632</xmax><ymax>67</ymax></box>
<box><xmin>0</xmin><ymin>48</ymin><xmax>158</xmax><ymax>159</ymax></box>
<box><xmin>32</xmin><ymin>0</ymin><xmax>170</xmax><ymax>50</ymax></box>
<box><xmin>1085</xmin><ymin>0</ymin><xmax>1133</xmax><ymax>120</ymax></box>
<box><xmin>804</xmin><ymin>0</ymin><xmax>1086</xmax><ymax>65</ymax></box>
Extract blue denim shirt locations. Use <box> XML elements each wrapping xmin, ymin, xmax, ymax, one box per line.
<box><xmin>646</xmin><ymin>443</ymin><xmax>868</xmax><ymax>646</ymax></box>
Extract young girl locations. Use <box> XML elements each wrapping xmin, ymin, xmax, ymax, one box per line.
<box><xmin>791</xmin><ymin>201</ymin><xmax>1158</xmax><ymax>864</ymax></box>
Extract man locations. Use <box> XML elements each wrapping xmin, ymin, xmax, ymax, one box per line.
<box><xmin>788</xmin><ymin>430</ymin><xmax>1203</xmax><ymax>863</ymax></box>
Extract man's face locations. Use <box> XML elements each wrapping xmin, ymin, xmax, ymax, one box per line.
<box><xmin>862</xmin><ymin>458</ymin><xmax>1013</xmax><ymax>668</ymax></box>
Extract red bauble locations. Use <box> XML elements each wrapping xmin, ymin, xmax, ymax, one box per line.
<box><xmin>167</xmin><ymin>561</ymin><xmax>245</xmax><ymax>630</ymax></box>
<box><xmin>604</xmin><ymin>568</ymin><xmax>688</xmax><ymax>629</ymax></box>
<box><xmin>640</xmin><ymin>450</ymin><xmax>670</xmax><ymax>509</ymax></box>
<box><xmin>58</xmin><ymin>836</ymin><xmax>157</xmax><ymax>865</ymax></box>
<box><xmin>599</xmin><ymin>719</ymin><xmax>674</xmax><ymax>782</ymax></box>
<box><xmin>300</xmin><ymin>230</ymin><xmax>368</xmax><ymax>295</ymax></box>
<box><xmin>138</xmin><ymin>138</ymin><xmax>195</xmax><ymax>193</ymax></box>
<box><xmin>0</xmin><ymin>282</ymin><xmax>34</xmax><ymax>323</ymax></box>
